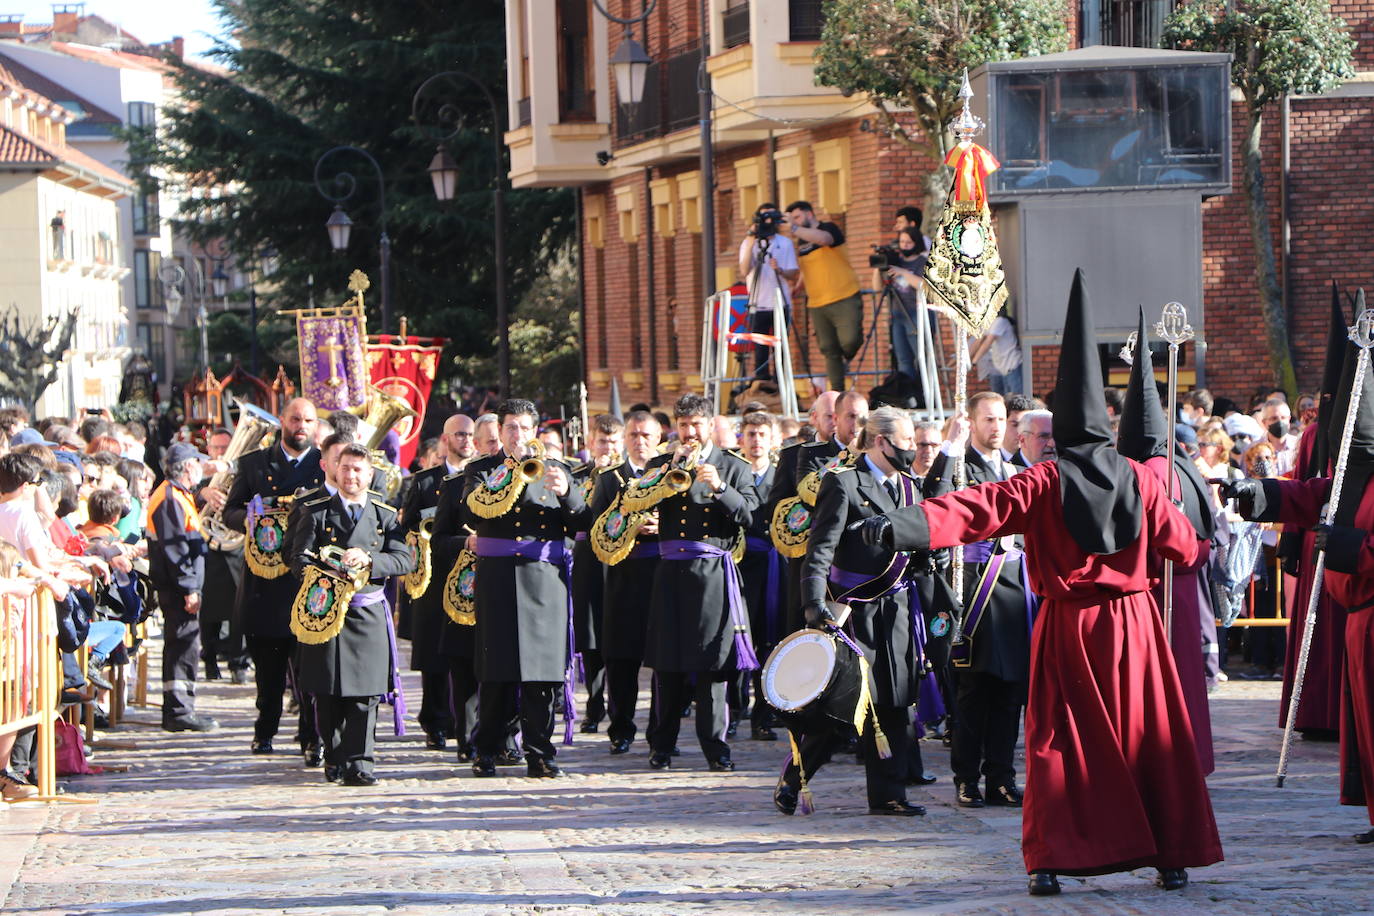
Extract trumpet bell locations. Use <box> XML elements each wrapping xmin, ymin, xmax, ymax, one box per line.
<box><xmin>664</xmin><ymin>468</ymin><xmax>694</xmax><ymax>493</ymax></box>
<box><xmin>520</xmin><ymin>457</ymin><xmax>545</xmax><ymax>483</ymax></box>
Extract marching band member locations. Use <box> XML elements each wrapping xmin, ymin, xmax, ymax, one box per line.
<box><xmin>767</xmin><ymin>391</ymin><xmax>837</xmax><ymax>635</ymax></box>
<box><xmin>590</xmin><ymin>410</ymin><xmax>664</xmax><ymax>755</ymax></box>
<box><xmin>776</xmin><ymin>406</ymin><xmax>930</xmax><ymax>817</ymax></box>
<box><xmin>643</xmin><ymin>394</ymin><xmax>758</xmax><ymax>771</ymax></box>
<box><xmin>459</xmin><ymin>399</ymin><xmax>585</xmax><ymax>778</ymax></box>
<box><xmin>222</xmin><ymin>397</ymin><xmax>325</xmax><ymax>763</ymax></box>
<box><xmin>400</xmin><ymin>413</ymin><xmax>477</xmax><ymax>751</ymax></box>
<box><xmin>570</xmin><ymin>414</ymin><xmax>625</xmax><ymax>734</ymax></box>
<box><xmin>288</xmin><ymin>442</ymin><xmax>413</xmax><ymax>786</ymax></box>
<box><xmin>736</xmin><ymin>411</ymin><xmax>782</xmax><ymax>741</ymax></box>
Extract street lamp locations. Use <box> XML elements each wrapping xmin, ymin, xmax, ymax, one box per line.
<box><xmin>593</xmin><ymin>0</ymin><xmax>656</xmax><ymax>107</ymax></box>
<box><xmin>210</xmin><ymin>264</ymin><xmax>229</xmax><ymax>299</ymax></box>
<box><xmin>314</xmin><ymin>146</ymin><xmax>392</xmax><ymax>335</ymax></box>
<box><xmin>412</xmin><ymin>69</ymin><xmax>511</xmax><ymax>396</ymax></box>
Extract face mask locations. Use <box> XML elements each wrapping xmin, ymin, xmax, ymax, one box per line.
<box><xmin>1267</xmin><ymin>420</ymin><xmax>1290</xmax><ymax>440</ymax></box>
<box><xmin>1254</xmin><ymin>459</ymin><xmax>1278</xmax><ymax>478</ymax></box>
<box><xmin>1179</xmin><ymin>408</ymin><xmax>1195</xmax><ymax>427</ymax></box>
<box><xmin>884</xmin><ymin>443</ymin><xmax>918</xmax><ymax>471</ymax></box>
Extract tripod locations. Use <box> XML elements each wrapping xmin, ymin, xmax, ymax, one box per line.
<box><xmin>863</xmin><ymin>270</ymin><xmax>945</xmax><ymax>417</ymax></box>
<box><xmin>729</xmin><ymin>234</ymin><xmax>810</xmax><ymax>407</ymax></box>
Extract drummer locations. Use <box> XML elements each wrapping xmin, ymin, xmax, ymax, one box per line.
<box><xmin>775</xmin><ymin>406</ymin><xmax>932</xmax><ymax>817</ymax></box>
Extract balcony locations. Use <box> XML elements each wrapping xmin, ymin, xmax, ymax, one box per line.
<box><xmin>723</xmin><ymin>2</ymin><xmax>750</xmax><ymax>49</ymax></box>
<box><xmin>615</xmin><ymin>43</ymin><xmax>703</xmax><ymax>144</ymax></box>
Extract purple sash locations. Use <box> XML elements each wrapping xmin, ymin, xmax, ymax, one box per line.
<box><xmin>907</xmin><ymin>586</ymin><xmax>945</xmax><ymax>726</ymax></box>
<box><xmin>657</xmin><ymin>539</ymin><xmax>760</xmax><ymax>670</ymax></box>
<box><xmin>347</xmin><ymin>587</ymin><xmax>407</xmax><ymax>736</ymax></box>
<box><xmin>625</xmin><ymin>542</ymin><xmax>659</xmax><ymax>561</ymax></box>
<box><xmin>472</xmin><ymin>536</ymin><xmax>577</xmax><ymax>744</ymax></box>
<box><xmin>952</xmin><ymin>546</ymin><xmax>1038</xmax><ymax>667</ymax></box>
<box><xmin>962</xmin><ymin>540</ymin><xmax>995</xmax><ymax>565</ymax></box>
<box><xmin>744</xmin><ymin>535</ymin><xmax>783</xmax><ymax>646</ymax></box>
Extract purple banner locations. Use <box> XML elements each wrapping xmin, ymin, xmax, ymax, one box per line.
<box><xmin>297</xmin><ymin>310</ymin><xmax>369</xmax><ymax>411</ymax></box>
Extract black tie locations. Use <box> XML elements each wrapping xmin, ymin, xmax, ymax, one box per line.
<box><xmin>884</xmin><ymin>479</ymin><xmax>898</xmax><ymax>506</ymax></box>
<box><xmin>349</xmin><ymin>503</ymin><xmax>361</xmax><ymax>523</ymax></box>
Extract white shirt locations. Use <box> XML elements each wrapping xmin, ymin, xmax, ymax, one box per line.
<box><xmin>863</xmin><ymin>454</ymin><xmax>898</xmax><ymax>491</ymax></box>
<box><xmin>972</xmin><ymin>444</ymin><xmax>1009</xmax><ymax>481</ymax></box>
<box><xmin>0</xmin><ymin>499</ymin><xmax>51</xmax><ymax>557</ymax></box>
<box><xmin>739</xmin><ymin>234</ymin><xmax>799</xmax><ymax>312</ymax></box>
<box><xmin>975</xmin><ymin>316</ymin><xmax>1023</xmax><ymax>378</ymax></box>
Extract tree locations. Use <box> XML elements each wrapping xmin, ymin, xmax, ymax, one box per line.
<box><xmin>0</xmin><ymin>305</ymin><xmax>79</xmax><ymax>410</ymax></box>
<box><xmin>133</xmin><ymin>0</ymin><xmax>575</xmax><ymax>391</ymax></box>
<box><xmin>1163</xmin><ymin>0</ymin><xmax>1354</xmax><ymax>396</ymax></box>
<box><xmin>812</xmin><ymin>0</ymin><xmax>1069</xmax><ymax>227</ymax></box>
<box><xmin>453</xmin><ymin>247</ymin><xmax>581</xmax><ymax>417</ymax></box>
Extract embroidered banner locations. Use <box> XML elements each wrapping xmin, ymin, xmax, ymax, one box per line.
<box><xmin>296</xmin><ymin>305</ymin><xmax>369</xmax><ymax>412</ymax></box>
<box><xmin>366</xmin><ymin>334</ymin><xmax>446</xmax><ymax>469</ymax></box>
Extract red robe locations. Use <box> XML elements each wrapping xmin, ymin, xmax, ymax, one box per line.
<box><xmin>893</xmin><ymin>459</ymin><xmax>1222</xmax><ymax>875</ymax></box>
<box><xmin>1268</xmin><ymin>475</ymin><xmax>1374</xmax><ymax>822</ymax></box>
<box><xmin>1144</xmin><ymin>455</ymin><xmax>1215</xmax><ymax>775</ymax></box>
<box><xmin>1280</xmin><ymin>424</ymin><xmax>1347</xmax><ymax>732</ymax></box>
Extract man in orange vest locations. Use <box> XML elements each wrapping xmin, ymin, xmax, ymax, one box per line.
<box><xmin>148</xmin><ymin>442</ymin><xmax>217</xmax><ymax>732</ymax></box>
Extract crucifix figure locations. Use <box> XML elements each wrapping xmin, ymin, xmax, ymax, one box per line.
<box><xmin>322</xmin><ymin>335</ymin><xmax>345</xmax><ymax>388</ymax></box>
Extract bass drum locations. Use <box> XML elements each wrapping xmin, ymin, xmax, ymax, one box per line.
<box><xmin>762</xmin><ymin>628</ymin><xmax>862</xmax><ymax>732</ymax></box>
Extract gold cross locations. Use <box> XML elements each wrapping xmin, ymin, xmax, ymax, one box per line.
<box><xmin>322</xmin><ymin>335</ymin><xmax>345</xmax><ymax>388</ymax></box>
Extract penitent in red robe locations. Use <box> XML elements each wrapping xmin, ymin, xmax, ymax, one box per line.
<box><xmin>891</xmin><ymin>459</ymin><xmax>1223</xmax><ymax>875</ymax></box>
<box><xmin>1264</xmin><ymin>474</ymin><xmax>1374</xmax><ymax>823</ymax></box>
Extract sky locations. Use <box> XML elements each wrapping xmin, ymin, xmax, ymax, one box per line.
<box><xmin>7</xmin><ymin>1</ymin><xmax>230</xmax><ymax>59</ymax></box>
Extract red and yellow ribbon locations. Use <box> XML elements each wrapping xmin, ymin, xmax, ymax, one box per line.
<box><xmin>944</xmin><ymin>142</ymin><xmax>1001</xmax><ymax>207</ymax></box>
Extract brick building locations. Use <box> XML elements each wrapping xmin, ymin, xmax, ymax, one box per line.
<box><xmin>505</xmin><ymin>0</ymin><xmax>1374</xmax><ymax>414</ymax></box>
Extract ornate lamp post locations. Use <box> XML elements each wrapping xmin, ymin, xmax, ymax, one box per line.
<box><xmin>314</xmin><ymin>146</ymin><xmax>393</xmax><ymax>335</ymax></box>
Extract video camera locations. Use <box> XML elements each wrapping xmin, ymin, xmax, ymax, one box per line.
<box><xmin>869</xmin><ymin>244</ymin><xmax>902</xmax><ymax>270</ymax></box>
<box><xmin>753</xmin><ymin>208</ymin><xmax>786</xmax><ymax>239</ymax></box>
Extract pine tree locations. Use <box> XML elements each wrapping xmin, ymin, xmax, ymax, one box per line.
<box><xmin>137</xmin><ymin>0</ymin><xmax>574</xmax><ymax>389</ymax></box>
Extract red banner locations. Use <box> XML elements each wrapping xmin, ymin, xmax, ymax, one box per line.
<box><xmin>365</xmin><ymin>335</ymin><xmax>446</xmax><ymax>470</ymax></box>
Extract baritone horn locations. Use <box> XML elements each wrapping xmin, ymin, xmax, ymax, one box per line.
<box><xmin>351</xmin><ymin>385</ymin><xmax>418</xmax><ymax>498</ymax></box>
<box><xmin>201</xmin><ymin>399</ymin><xmax>281</xmax><ymax>551</ymax></box>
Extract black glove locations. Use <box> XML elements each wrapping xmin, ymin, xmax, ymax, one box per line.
<box><xmin>1217</xmin><ymin>477</ymin><xmax>1260</xmax><ymax>504</ymax></box>
<box><xmin>802</xmin><ymin>600</ymin><xmax>835</xmax><ymax>629</ymax></box>
<box><xmin>1312</xmin><ymin>522</ymin><xmax>1331</xmax><ymax>553</ymax></box>
<box><xmin>848</xmin><ymin>514</ymin><xmax>893</xmax><ymax>549</ymax></box>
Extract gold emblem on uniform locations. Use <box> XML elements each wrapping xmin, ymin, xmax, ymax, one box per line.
<box><xmin>402</xmin><ymin>516</ymin><xmax>434</xmax><ymax>599</ymax></box>
<box><xmin>291</xmin><ymin>547</ymin><xmax>368</xmax><ymax>644</ymax></box>
<box><xmin>442</xmin><ymin>548</ymin><xmax>477</xmax><ymax>626</ymax></box>
<box><xmin>467</xmin><ymin>439</ymin><xmax>545</xmax><ymax>518</ymax></box>
<box><xmin>245</xmin><ymin>503</ymin><xmax>292</xmax><ymax>579</ymax></box>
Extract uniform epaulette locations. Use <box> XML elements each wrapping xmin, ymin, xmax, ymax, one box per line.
<box><xmin>367</xmin><ymin>488</ymin><xmax>387</xmax><ymax>498</ymax></box>
<box><xmin>443</xmin><ymin>470</ymin><xmax>464</xmax><ymax>481</ymax></box>
<box><xmin>303</xmin><ymin>494</ymin><xmax>331</xmax><ymax>507</ymax></box>
<box><xmin>370</xmin><ymin>496</ymin><xmax>398</xmax><ymax>512</ymax></box>
<box><xmin>829</xmin><ymin>463</ymin><xmax>856</xmax><ymax>474</ymax></box>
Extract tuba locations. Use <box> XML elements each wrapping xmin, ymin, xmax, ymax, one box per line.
<box><xmin>622</xmin><ymin>441</ymin><xmax>701</xmax><ymax>512</ymax></box>
<box><xmin>352</xmin><ymin>385</ymin><xmax>418</xmax><ymax>499</ymax></box>
<box><xmin>201</xmin><ymin>400</ymin><xmax>281</xmax><ymax>551</ymax></box>
<box><xmin>467</xmin><ymin>438</ymin><xmax>545</xmax><ymax>518</ymax></box>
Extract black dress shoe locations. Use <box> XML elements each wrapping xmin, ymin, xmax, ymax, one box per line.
<box><xmin>580</xmin><ymin>719</ymin><xmax>600</xmax><ymax>734</ymax></box>
<box><xmin>985</xmin><ymin>783</ymin><xmax>1024</xmax><ymax>807</ymax></box>
<box><xmin>725</xmin><ymin>721</ymin><xmax>738</xmax><ymax>739</ymax></box>
<box><xmin>203</xmin><ymin>662</ymin><xmax>222</xmax><ymax>681</ymax></box>
<box><xmin>708</xmin><ymin>756</ymin><xmax>735</xmax><ymax>772</ymax></box>
<box><xmin>425</xmin><ymin>732</ymin><xmax>447</xmax><ymax>751</ymax></box>
<box><xmin>527</xmin><ymin>758</ymin><xmax>563</xmax><ymax>778</ymax></box>
<box><xmin>648</xmin><ymin>752</ymin><xmax>672</xmax><ymax>770</ymax></box>
<box><xmin>1028</xmin><ymin>871</ymin><xmax>1060</xmax><ymax>896</ymax></box>
<box><xmin>472</xmin><ymin>756</ymin><xmax>497</xmax><ymax>777</ymax></box>
<box><xmin>496</xmin><ymin>749</ymin><xmax>523</xmax><ymax>766</ymax></box>
<box><xmin>1157</xmin><ymin>868</ymin><xmax>1188</xmax><ymax>891</ymax></box>
<box><xmin>609</xmin><ymin>738</ymin><xmax>632</xmax><ymax>755</ymax></box>
<box><xmin>302</xmin><ymin>744</ymin><xmax>323</xmax><ymax>768</ymax></box>
<box><xmin>751</xmin><ymin>725</ymin><xmax>778</xmax><ymax>741</ymax></box>
<box><xmin>669</xmin><ymin>745</ymin><xmax>682</xmax><ymax>757</ymax></box>
<box><xmin>251</xmin><ymin>739</ymin><xmax>274</xmax><ymax>755</ymax></box>
<box><xmin>324</xmin><ymin>765</ymin><xmax>341</xmax><ymax>783</ymax></box>
<box><xmin>455</xmin><ymin>744</ymin><xmax>474</xmax><ymax>764</ymax></box>
<box><xmin>343</xmin><ymin>770</ymin><xmax>378</xmax><ymax>787</ymax></box>
<box><xmin>906</xmin><ymin>772</ymin><xmax>938</xmax><ymax>786</ymax></box>
<box><xmin>773</xmin><ymin>779</ymin><xmax>799</xmax><ymax>815</ymax></box>
<box><xmin>869</xmin><ymin>799</ymin><xmax>926</xmax><ymax>816</ymax></box>
<box><xmin>955</xmin><ymin>781</ymin><xmax>985</xmax><ymax>808</ymax></box>
<box><xmin>1357</xmin><ymin>829</ymin><xmax>1374</xmax><ymax>844</ymax></box>
<box><xmin>230</xmin><ymin>668</ymin><xmax>252</xmax><ymax>686</ymax></box>
<box><xmin>163</xmin><ymin>715</ymin><xmax>218</xmax><ymax>733</ymax></box>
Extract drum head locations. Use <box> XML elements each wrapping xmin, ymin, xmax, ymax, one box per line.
<box><xmin>763</xmin><ymin>630</ymin><xmax>838</xmax><ymax>712</ymax></box>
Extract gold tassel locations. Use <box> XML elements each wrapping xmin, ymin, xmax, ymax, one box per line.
<box><xmin>855</xmin><ymin>655</ymin><xmax>892</xmax><ymax>759</ymax></box>
<box><xmin>788</xmin><ymin>729</ymin><xmax>815</xmax><ymax>815</ymax></box>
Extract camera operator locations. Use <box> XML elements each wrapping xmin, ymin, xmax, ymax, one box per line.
<box><xmin>780</xmin><ymin>200</ymin><xmax>863</xmax><ymax>391</ymax></box>
<box><xmin>870</xmin><ymin>228</ymin><xmax>930</xmax><ymax>388</ymax></box>
<box><xmin>738</xmin><ymin>203</ymin><xmax>800</xmax><ymax>386</ymax></box>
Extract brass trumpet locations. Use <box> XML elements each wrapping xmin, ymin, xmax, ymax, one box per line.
<box><xmin>519</xmin><ymin>437</ymin><xmax>546</xmax><ymax>483</ymax></box>
<box><xmin>664</xmin><ymin>441</ymin><xmax>701</xmax><ymax>494</ymax></box>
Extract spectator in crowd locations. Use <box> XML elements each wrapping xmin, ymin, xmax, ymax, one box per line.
<box><xmin>739</xmin><ymin>202</ymin><xmax>800</xmax><ymax>385</ymax></box>
<box><xmin>970</xmin><ymin>308</ymin><xmax>1024</xmax><ymax>396</ymax></box>
<box><xmin>911</xmin><ymin>420</ymin><xmax>943</xmax><ymax>478</ymax></box>
<box><xmin>1011</xmin><ymin>410</ymin><xmax>1055</xmax><ymax>466</ymax></box>
<box><xmin>781</xmin><ymin>200</ymin><xmax>864</xmax><ymax>391</ymax></box>
<box><xmin>872</xmin><ymin>228</ymin><xmax>933</xmax><ymax>397</ymax></box>
<box><xmin>1181</xmin><ymin>389</ymin><xmax>1213</xmax><ymax>427</ymax></box>
<box><xmin>0</xmin><ymin>406</ymin><xmax>29</xmax><ymax>440</ymax></box>
<box><xmin>1258</xmin><ymin>397</ymin><xmax>1299</xmax><ymax>475</ymax></box>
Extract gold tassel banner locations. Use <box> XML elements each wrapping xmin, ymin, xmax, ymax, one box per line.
<box><xmin>442</xmin><ymin>549</ymin><xmax>477</xmax><ymax>626</ymax></box>
<box><xmin>244</xmin><ymin>507</ymin><xmax>291</xmax><ymax>580</ymax></box>
<box><xmin>401</xmin><ymin>518</ymin><xmax>434</xmax><ymax>600</ymax></box>
<box><xmin>290</xmin><ymin>566</ymin><xmax>355</xmax><ymax>645</ymax></box>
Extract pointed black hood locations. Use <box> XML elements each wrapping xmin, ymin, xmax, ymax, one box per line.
<box><xmin>1117</xmin><ymin>306</ymin><xmax>1167</xmax><ymax>461</ymax></box>
<box><xmin>1116</xmin><ymin>306</ymin><xmax>1213</xmax><ymax>539</ymax></box>
<box><xmin>1329</xmin><ymin>290</ymin><xmax>1374</xmax><ymax>528</ymax></box>
<box><xmin>1310</xmin><ymin>281</ymin><xmax>1349</xmax><ymax>478</ymax></box>
<box><xmin>1052</xmin><ymin>269</ymin><xmax>1144</xmax><ymax>555</ymax></box>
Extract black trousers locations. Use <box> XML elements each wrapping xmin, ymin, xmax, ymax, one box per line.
<box><xmin>246</xmin><ymin>635</ymin><xmax>317</xmax><ymax>747</ymax></box>
<box><xmin>783</xmin><ymin>703</ymin><xmax>911</xmax><ymax>808</ymax></box>
<box><xmin>159</xmin><ymin>593</ymin><xmax>201</xmax><ymax>724</ymax></box>
<box><xmin>652</xmin><ymin>670</ymin><xmax>729</xmax><ymax>762</ymax></box>
<box><xmin>605</xmin><ymin>658</ymin><xmax>660</xmax><ymax>745</ymax></box>
<box><xmin>447</xmin><ymin>655</ymin><xmax>480</xmax><ymax>749</ymax></box>
<box><xmin>316</xmin><ymin>694</ymin><xmax>379</xmax><ymax>775</ymax></box>
<box><xmin>475</xmin><ymin>681</ymin><xmax>558</xmax><ymax>762</ymax></box>
<box><xmin>950</xmin><ymin>669</ymin><xmax>1024</xmax><ymax>789</ymax></box>
<box><xmin>580</xmin><ymin>648</ymin><xmax>606</xmax><ymax>724</ymax></box>
<box><xmin>417</xmin><ymin>669</ymin><xmax>454</xmax><ymax>738</ymax></box>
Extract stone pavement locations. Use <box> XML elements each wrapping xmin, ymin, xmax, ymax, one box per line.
<box><xmin>2</xmin><ymin>656</ymin><xmax>1373</xmax><ymax>915</ymax></box>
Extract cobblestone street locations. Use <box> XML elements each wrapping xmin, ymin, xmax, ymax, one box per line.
<box><xmin>2</xmin><ymin>659</ymin><xmax>1371</xmax><ymax>915</ymax></box>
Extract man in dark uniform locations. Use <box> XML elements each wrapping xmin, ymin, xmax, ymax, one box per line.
<box><xmin>570</xmin><ymin>413</ymin><xmax>624</xmax><ymax>734</ymax></box>
<box><xmin>925</xmin><ymin>391</ymin><xmax>1033</xmax><ymax>809</ymax></box>
<box><xmin>768</xmin><ymin>391</ymin><xmax>835</xmax><ymax>632</ymax></box>
<box><xmin>455</xmin><ymin>398</ymin><xmax>585</xmax><ymax>778</ymax></box>
<box><xmin>589</xmin><ymin>409</ymin><xmax>664</xmax><ymax>754</ymax></box>
<box><xmin>198</xmin><ymin>426</ymin><xmax>250</xmax><ymax>684</ymax></box>
<box><xmin>736</xmin><ymin>411</ymin><xmax>782</xmax><ymax>740</ymax></box>
<box><xmin>644</xmin><ymin>394</ymin><xmax>759</xmax><ymax>771</ymax></box>
<box><xmin>288</xmin><ymin>442</ymin><xmax>414</xmax><ymax>785</ymax></box>
<box><xmin>148</xmin><ymin>442</ymin><xmax>218</xmax><ymax>732</ymax></box>
<box><xmin>400</xmin><ymin>413</ymin><xmax>477</xmax><ymax>750</ymax></box>
<box><xmin>222</xmin><ymin>397</ymin><xmax>324</xmax><ymax>761</ymax></box>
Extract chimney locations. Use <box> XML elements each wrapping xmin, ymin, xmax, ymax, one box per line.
<box><xmin>169</xmin><ymin>36</ymin><xmax>184</xmax><ymax>58</ymax></box>
<box><xmin>52</xmin><ymin>3</ymin><xmax>83</xmax><ymax>36</ymax></box>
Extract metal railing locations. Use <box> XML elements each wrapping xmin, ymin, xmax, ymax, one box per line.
<box><xmin>0</xmin><ymin>589</ymin><xmax>62</xmax><ymax>801</ymax></box>
<box><xmin>789</xmin><ymin>0</ymin><xmax>825</xmax><ymax>42</ymax></box>
<box><xmin>723</xmin><ymin>2</ymin><xmax>750</xmax><ymax>49</ymax></box>
<box><xmin>616</xmin><ymin>42</ymin><xmax>702</xmax><ymax>143</ymax></box>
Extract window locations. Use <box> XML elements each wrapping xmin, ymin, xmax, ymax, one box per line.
<box><xmin>1082</xmin><ymin>0</ymin><xmax>1177</xmax><ymax>49</ymax></box>
<box><xmin>735</xmin><ymin>157</ymin><xmax>763</xmax><ymax>224</ymax></box>
<box><xmin>650</xmin><ymin>178</ymin><xmax>676</xmax><ymax>237</ymax></box>
<box><xmin>127</xmin><ymin>101</ymin><xmax>156</xmax><ymax>130</ymax></box>
<box><xmin>556</xmin><ymin>0</ymin><xmax>595</xmax><ymax>122</ymax></box>
<box><xmin>789</xmin><ymin>0</ymin><xmax>825</xmax><ymax>42</ymax></box>
<box><xmin>134</xmin><ymin>250</ymin><xmax>164</xmax><ymax>309</ymax></box>
<box><xmin>49</xmin><ymin>212</ymin><xmax>65</xmax><ymax>260</ymax></box>
<box><xmin>812</xmin><ymin>139</ymin><xmax>851</xmax><ymax>214</ymax></box>
<box><xmin>585</xmin><ymin>193</ymin><xmax>606</xmax><ymax>249</ymax></box>
<box><xmin>132</xmin><ymin>189</ymin><xmax>159</xmax><ymax>236</ymax></box>
<box><xmin>723</xmin><ymin>1</ymin><xmax>750</xmax><ymax>49</ymax></box>
<box><xmin>136</xmin><ymin>322</ymin><xmax>166</xmax><ymax>380</ymax></box>
<box><xmin>676</xmin><ymin>171</ymin><xmax>701</xmax><ymax>234</ymax></box>
<box><xmin>615</xmin><ymin>185</ymin><xmax>639</xmax><ymax>243</ymax></box>
<box><xmin>775</xmin><ymin>147</ymin><xmax>809</xmax><ymax>208</ymax></box>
